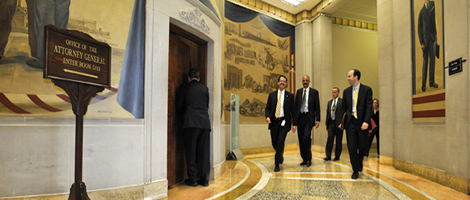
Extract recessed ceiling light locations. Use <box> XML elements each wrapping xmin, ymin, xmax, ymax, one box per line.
<box><xmin>281</xmin><ymin>0</ymin><xmax>307</xmax><ymax>7</ymax></box>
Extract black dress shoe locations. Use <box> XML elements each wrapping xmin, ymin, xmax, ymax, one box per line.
<box><xmin>430</xmin><ymin>83</ymin><xmax>438</xmax><ymax>88</ymax></box>
<box><xmin>422</xmin><ymin>86</ymin><xmax>426</xmax><ymax>92</ymax></box>
<box><xmin>26</xmin><ymin>58</ymin><xmax>43</xmax><ymax>69</ymax></box>
<box><xmin>323</xmin><ymin>157</ymin><xmax>331</xmax><ymax>161</ymax></box>
<box><xmin>184</xmin><ymin>179</ymin><xmax>198</xmax><ymax>187</ymax></box>
<box><xmin>300</xmin><ymin>161</ymin><xmax>307</xmax><ymax>165</ymax></box>
<box><xmin>280</xmin><ymin>157</ymin><xmax>284</xmax><ymax>164</ymax></box>
<box><xmin>351</xmin><ymin>172</ymin><xmax>359</xmax><ymax>179</ymax></box>
<box><xmin>333</xmin><ymin>157</ymin><xmax>340</xmax><ymax>161</ymax></box>
<box><xmin>274</xmin><ymin>165</ymin><xmax>280</xmax><ymax>172</ymax></box>
<box><xmin>306</xmin><ymin>161</ymin><xmax>312</xmax><ymax>167</ymax></box>
<box><xmin>198</xmin><ymin>180</ymin><xmax>209</xmax><ymax>187</ymax></box>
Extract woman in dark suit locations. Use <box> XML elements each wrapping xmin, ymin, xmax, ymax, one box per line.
<box><xmin>366</xmin><ymin>98</ymin><xmax>379</xmax><ymax>157</ymax></box>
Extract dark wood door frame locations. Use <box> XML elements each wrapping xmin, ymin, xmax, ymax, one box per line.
<box><xmin>170</xmin><ymin>24</ymin><xmax>207</xmax><ymax>84</ymax></box>
<box><xmin>167</xmin><ymin>23</ymin><xmax>208</xmax><ymax>187</ymax></box>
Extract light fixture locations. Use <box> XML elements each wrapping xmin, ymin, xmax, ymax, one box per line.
<box><xmin>281</xmin><ymin>0</ymin><xmax>307</xmax><ymax>7</ymax></box>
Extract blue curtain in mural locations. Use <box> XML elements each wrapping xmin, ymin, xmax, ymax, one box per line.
<box><xmin>117</xmin><ymin>0</ymin><xmax>145</xmax><ymax>118</ymax></box>
<box><xmin>225</xmin><ymin>1</ymin><xmax>295</xmax><ymax>59</ymax></box>
<box><xmin>199</xmin><ymin>0</ymin><xmax>219</xmax><ymax>19</ymax></box>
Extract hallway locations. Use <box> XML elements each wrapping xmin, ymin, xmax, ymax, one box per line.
<box><xmin>166</xmin><ymin>149</ymin><xmax>469</xmax><ymax>200</ymax></box>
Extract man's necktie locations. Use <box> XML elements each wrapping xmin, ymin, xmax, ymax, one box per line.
<box><xmin>300</xmin><ymin>89</ymin><xmax>306</xmax><ymax>113</ymax></box>
<box><xmin>331</xmin><ymin>99</ymin><xmax>336</xmax><ymax>120</ymax></box>
<box><xmin>353</xmin><ymin>87</ymin><xmax>358</xmax><ymax>118</ymax></box>
<box><xmin>275</xmin><ymin>91</ymin><xmax>282</xmax><ymax>118</ymax></box>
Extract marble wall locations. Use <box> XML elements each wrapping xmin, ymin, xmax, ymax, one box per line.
<box><xmin>0</xmin><ymin>118</ymin><xmax>144</xmax><ymax>197</ymax></box>
<box><xmin>311</xmin><ymin>16</ymin><xmax>333</xmax><ymax>150</ymax></box>
<box><xmin>378</xmin><ymin>0</ymin><xmax>470</xmax><ymax>194</ymax></box>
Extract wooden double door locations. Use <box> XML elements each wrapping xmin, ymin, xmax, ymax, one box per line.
<box><xmin>167</xmin><ymin>24</ymin><xmax>207</xmax><ymax>187</ymax></box>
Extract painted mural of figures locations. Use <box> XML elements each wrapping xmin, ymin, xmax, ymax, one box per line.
<box><xmin>0</xmin><ymin>0</ymin><xmax>17</xmax><ymax>61</ymax></box>
<box><xmin>27</xmin><ymin>0</ymin><xmax>70</xmax><ymax>68</ymax></box>
<box><xmin>26</xmin><ymin>0</ymin><xmax>37</xmax><ymax>59</ymax></box>
<box><xmin>418</xmin><ymin>0</ymin><xmax>438</xmax><ymax>92</ymax></box>
<box><xmin>1</xmin><ymin>0</ymin><xmax>39</xmax><ymax>63</ymax></box>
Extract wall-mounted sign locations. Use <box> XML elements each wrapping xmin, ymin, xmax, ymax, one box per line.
<box><xmin>448</xmin><ymin>57</ymin><xmax>466</xmax><ymax>76</ymax></box>
<box><xmin>43</xmin><ymin>25</ymin><xmax>111</xmax><ymax>88</ymax></box>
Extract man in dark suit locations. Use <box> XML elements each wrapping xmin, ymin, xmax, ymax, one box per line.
<box><xmin>418</xmin><ymin>0</ymin><xmax>438</xmax><ymax>92</ymax></box>
<box><xmin>339</xmin><ymin>69</ymin><xmax>373</xmax><ymax>179</ymax></box>
<box><xmin>176</xmin><ymin>68</ymin><xmax>211</xmax><ymax>187</ymax></box>
<box><xmin>265</xmin><ymin>75</ymin><xmax>297</xmax><ymax>172</ymax></box>
<box><xmin>294</xmin><ymin>75</ymin><xmax>320</xmax><ymax>167</ymax></box>
<box><xmin>324</xmin><ymin>87</ymin><xmax>344</xmax><ymax>161</ymax></box>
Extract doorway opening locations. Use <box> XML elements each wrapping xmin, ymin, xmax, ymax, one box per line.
<box><xmin>167</xmin><ymin>23</ymin><xmax>207</xmax><ymax>187</ymax></box>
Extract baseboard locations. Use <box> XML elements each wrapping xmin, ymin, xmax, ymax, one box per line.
<box><xmin>238</xmin><ymin>144</ymin><xmax>299</xmax><ymax>156</ymax></box>
<box><xmin>212</xmin><ymin>161</ymin><xmax>226</xmax><ymax>180</ymax></box>
<box><xmin>380</xmin><ymin>155</ymin><xmax>469</xmax><ymax>195</ymax></box>
<box><xmin>0</xmin><ymin>181</ymin><xmax>169</xmax><ymax>200</ymax></box>
<box><xmin>144</xmin><ymin>180</ymin><xmax>168</xmax><ymax>200</ymax></box>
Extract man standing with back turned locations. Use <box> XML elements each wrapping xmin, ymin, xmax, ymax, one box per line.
<box><xmin>176</xmin><ymin>68</ymin><xmax>211</xmax><ymax>187</ymax></box>
<box><xmin>294</xmin><ymin>75</ymin><xmax>320</xmax><ymax>167</ymax></box>
<box><xmin>265</xmin><ymin>75</ymin><xmax>297</xmax><ymax>172</ymax></box>
<box><xmin>339</xmin><ymin>69</ymin><xmax>373</xmax><ymax>179</ymax></box>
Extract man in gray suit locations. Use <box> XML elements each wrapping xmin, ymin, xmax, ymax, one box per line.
<box><xmin>324</xmin><ymin>87</ymin><xmax>344</xmax><ymax>161</ymax></box>
<box><xmin>418</xmin><ymin>0</ymin><xmax>438</xmax><ymax>92</ymax></box>
<box><xmin>176</xmin><ymin>68</ymin><xmax>211</xmax><ymax>187</ymax></box>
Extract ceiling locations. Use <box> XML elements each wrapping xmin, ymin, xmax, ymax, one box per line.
<box><xmin>261</xmin><ymin>0</ymin><xmax>377</xmax><ymax>23</ymax></box>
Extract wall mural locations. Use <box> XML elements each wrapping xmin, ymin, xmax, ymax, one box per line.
<box><xmin>0</xmin><ymin>0</ymin><xmax>135</xmax><ymax>118</ymax></box>
<box><xmin>224</xmin><ymin>2</ymin><xmax>295</xmax><ymax>123</ymax></box>
<box><xmin>411</xmin><ymin>0</ymin><xmax>445</xmax><ymax>121</ymax></box>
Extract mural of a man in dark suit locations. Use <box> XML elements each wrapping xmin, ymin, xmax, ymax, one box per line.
<box><xmin>176</xmin><ymin>68</ymin><xmax>211</xmax><ymax>187</ymax></box>
<box><xmin>418</xmin><ymin>0</ymin><xmax>438</xmax><ymax>92</ymax></box>
<box><xmin>0</xmin><ymin>0</ymin><xmax>16</xmax><ymax>61</ymax></box>
<box><xmin>27</xmin><ymin>0</ymin><xmax>71</xmax><ymax>68</ymax></box>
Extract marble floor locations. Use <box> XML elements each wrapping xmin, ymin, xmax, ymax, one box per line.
<box><xmin>165</xmin><ymin>150</ymin><xmax>469</xmax><ymax>200</ymax></box>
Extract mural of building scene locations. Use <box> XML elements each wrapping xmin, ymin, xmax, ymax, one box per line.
<box><xmin>223</xmin><ymin>16</ymin><xmax>292</xmax><ymax>123</ymax></box>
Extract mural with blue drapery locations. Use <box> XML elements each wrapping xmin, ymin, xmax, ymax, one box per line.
<box><xmin>223</xmin><ymin>1</ymin><xmax>295</xmax><ymax>123</ymax></box>
<box><xmin>117</xmin><ymin>0</ymin><xmax>145</xmax><ymax>118</ymax></box>
<box><xmin>117</xmin><ymin>0</ymin><xmax>220</xmax><ymax>118</ymax></box>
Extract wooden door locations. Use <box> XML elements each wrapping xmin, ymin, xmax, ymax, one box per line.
<box><xmin>167</xmin><ymin>31</ymin><xmax>190</xmax><ymax>187</ymax></box>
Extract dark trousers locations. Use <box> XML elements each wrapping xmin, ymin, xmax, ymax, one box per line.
<box><xmin>367</xmin><ymin>130</ymin><xmax>380</xmax><ymax>155</ymax></box>
<box><xmin>346</xmin><ymin>117</ymin><xmax>369</xmax><ymax>173</ymax></box>
<box><xmin>297</xmin><ymin>114</ymin><xmax>312</xmax><ymax>162</ymax></box>
<box><xmin>270</xmin><ymin>119</ymin><xmax>289</xmax><ymax>165</ymax></box>
<box><xmin>422</xmin><ymin>41</ymin><xmax>436</xmax><ymax>87</ymax></box>
<box><xmin>183</xmin><ymin>128</ymin><xmax>210</xmax><ymax>183</ymax></box>
<box><xmin>0</xmin><ymin>0</ymin><xmax>16</xmax><ymax>58</ymax></box>
<box><xmin>325</xmin><ymin>119</ymin><xmax>343</xmax><ymax>158</ymax></box>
